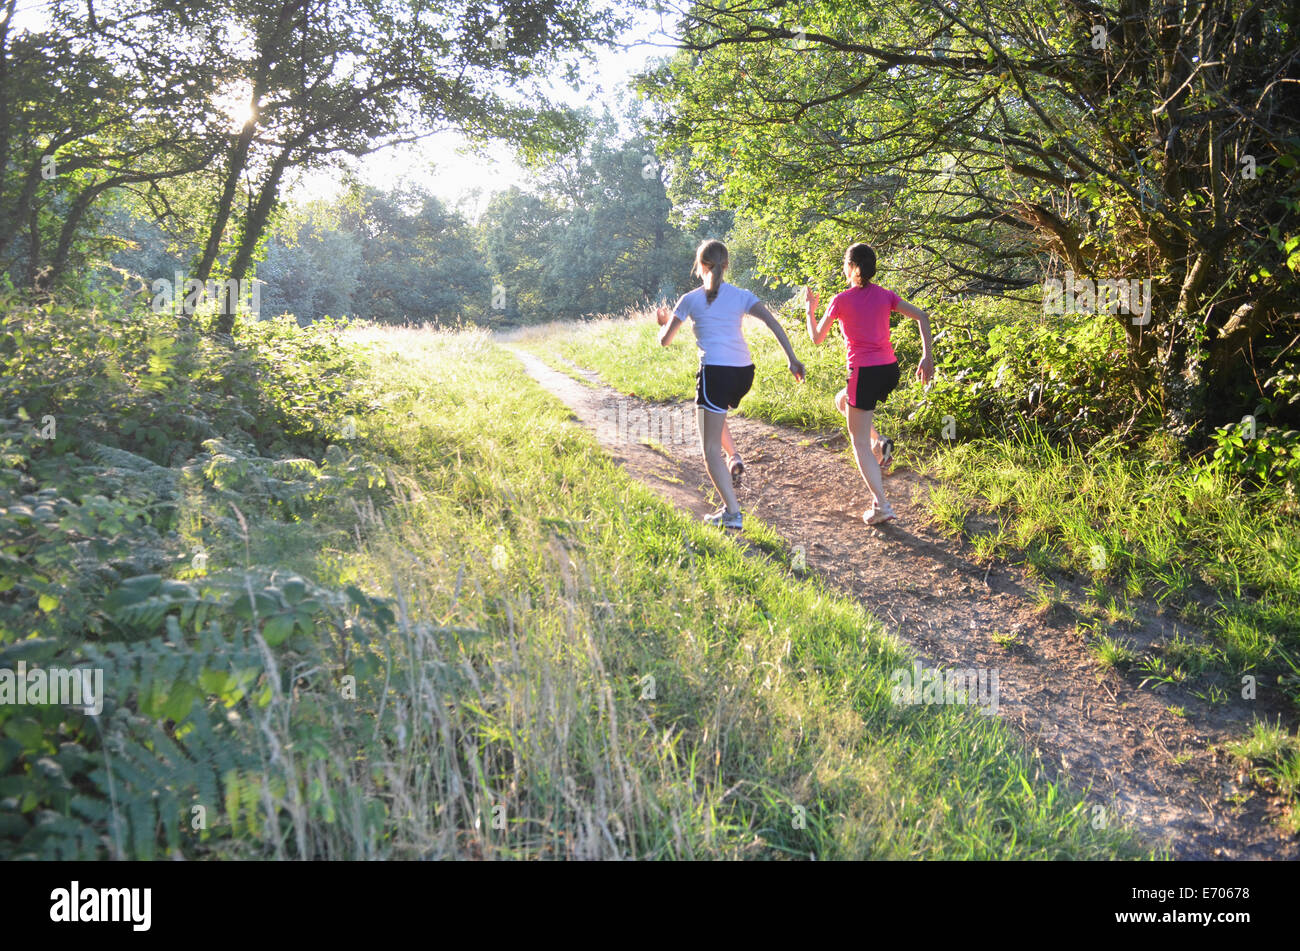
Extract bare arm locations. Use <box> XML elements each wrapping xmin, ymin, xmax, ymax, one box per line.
<box><xmin>804</xmin><ymin>286</ymin><xmax>835</xmax><ymax>345</ymax></box>
<box><xmin>655</xmin><ymin>304</ymin><xmax>682</xmax><ymax>346</ymax></box>
<box><xmin>748</xmin><ymin>301</ymin><xmax>805</xmax><ymax>381</ymax></box>
<box><xmin>895</xmin><ymin>298</ymin><xmax>935</xmax><ymax>383</ymax></box>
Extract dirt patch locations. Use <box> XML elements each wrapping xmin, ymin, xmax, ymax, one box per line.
<box><xmin>508</xmin><ymin>346</ymin><xmax>1297</xmax><ymax>860</ymax></box>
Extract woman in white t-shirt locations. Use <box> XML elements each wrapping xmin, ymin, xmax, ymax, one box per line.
<box><xmin>656</xmin><ymin>239</ymin><xmax>805</xmax><ymax>529</ymax></box>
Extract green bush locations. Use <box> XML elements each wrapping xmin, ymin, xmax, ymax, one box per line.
<box><xmin>0</xmin><ymin>294</ymin><xmax>394</xmax><ymax>858</ymax></box>
<box><xmin>897</xmin><ymin>295</ymin><xmax>1151</xmax><ymax>445</ymax></box>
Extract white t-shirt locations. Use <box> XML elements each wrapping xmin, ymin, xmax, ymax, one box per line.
<box><xmin>672</xmin><ymin>282</ymin><xmax>760</xmax><ymax>366</ymax></box>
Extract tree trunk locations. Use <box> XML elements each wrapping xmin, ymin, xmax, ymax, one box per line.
<box><xmin>194</xmin><ymin>120</ymin><xmax>259</xmax><ymax>285</ymax></box>
<box><xmin>213</xmin><ymin>155</ymin><xmax>290</xmax><ymax>335</ymax></box>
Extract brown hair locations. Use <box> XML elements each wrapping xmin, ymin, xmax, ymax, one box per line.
<box><xmin>694</xmin><ymin>239</ymin><xmax>729</xmax><ymax>305</ymax></box>
<box><xmin>845</xmin><ymin>243</ymin><xmax>877</xmax><ymax>286</ymax></box>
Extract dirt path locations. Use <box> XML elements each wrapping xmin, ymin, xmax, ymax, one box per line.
<box><xmin>508</xmin><ymin>347</ymin><xmax>1297</xmax><ymax>860</ymax></box>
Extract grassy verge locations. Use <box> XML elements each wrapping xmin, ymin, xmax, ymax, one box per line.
<box><xmin>923</xmin><ymin>434</ymin><xmax>1300</xmax><ymax>677</ymax></box>
<box><xmin>519</xmin><ymin>306</ymin><xmax>1300</xmax><ymax>819</ymax></box>
<box><xmin>0</xmin><ymin>302</ymin><xmax>1148</xmax><ymax>858</ymax></box>
<box><xmin>341</xmin><ymin>325</ymin><xmax>1148</xmax><ymax>858</ymax></box>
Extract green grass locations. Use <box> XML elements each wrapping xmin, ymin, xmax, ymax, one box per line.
<box><xmin>1089</xmin><ymin>633</ymin><xmax>1139</xmax><ymax>672</ymax></box>
<box><xmin>521</xmin><ymin>313</ymin><xmax>1300</xmax><ymax>706</ymax></box>
<box><xmin>1226</xmin><ymin>720</ymin><xmax>1300</xmax><ymax>810</ymax></box>
<box><xmin>332</xmin><ymin>324</ymin><xmax>1148</xmax><ymax>858</ymax></box>
<box><xmin>1227</xmin><ymin>719</ymin><xmax>1298</xmax><ymax>764</ymax></box>
<box><xmin>1</xmin><ymin>305</ymin><xmax>1151</xmax><ymax>859</ymax></box>
<box><xmin>924</xmin><ymin>435</ymin><xmax>1300</xmax><ymax>683</ymax></box>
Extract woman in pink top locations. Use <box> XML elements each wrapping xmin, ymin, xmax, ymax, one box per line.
<box><xmin>806</xmin><ymin>243</ymin><xmax>935</xmax><ymax>525</ymax></box>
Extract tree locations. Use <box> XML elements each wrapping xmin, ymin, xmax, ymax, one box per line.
<box><xmin>0</xmin><ymin>0</ymin><xmax>221</xmax><ymax>286</ymax></box>
<box><xmin>253</xmin><ymin>185</ymin><xmax>490</xmax><ymax>323</ymax></box>
<box><xmin>256</xmin><ymin>201</ymin><xmax>363</xmax><ymax>322</ymax></box>
<box><xmin>347</xmin><ymin>186</ymin><xmax>490</xmax><ymax>323</ymax></box>
<box><xmin>535</xmin><ymin>120</ymin><xmax>697</xmax><ymax>315</ymax></box>
<box><xmin>5</xmin><ymin>0</ymin><xmax>626</xmax><ymax>332</ymax></box>
<box><xmin>644</xmin><ymin>0</ymin><xmax>1300</xmax><ymax>438</ymax></box>
<box><xmin>181</xmin><ymin>0</ymin><xmax>625</xmax><ymax>333</ymax></box>
<box><xmin>477</xmin><ymin>109</ymin><xmax>702</xmax><ymax>322</ymax></box>
<box><xmin>479</xmin><ymin>186</ymin><xmax>561</xmax><ymax>322</ymax></box>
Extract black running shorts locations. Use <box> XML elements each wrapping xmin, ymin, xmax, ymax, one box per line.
<box><xmin>696</xmin><ymin>363</ymin><xmax>755</xmax><ymax>415</ymax></box>
<box><xmin>847</xmin><ymin>361</ymin><xmax>901</xmax><ymax>411</ymax></box>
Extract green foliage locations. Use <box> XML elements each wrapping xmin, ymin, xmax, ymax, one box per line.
<box><xmin>1208</xmin><ymin>421</ymin><xmax>1300</xmax><ymax>489</ymax></box>
<box><xmin>1202</xmin><ymin>358</ymin><xmax>1300</xmax><ymax>487</ymax></box>
<box><xmin>644</xmin><ymin>0</ymin><xmax>1300</xmax><ymax>441</ymax></box>
<box><xmin>0</xmin><ymin>1</ymin><xmax>219</xmax><ymax>288</ymax></box>
<box><xmin>256</xmin><ymin>184</ymin><xmax>492</xmax><ymax>325</ymax></box>
<box><xmin>2</xmin><ymin>569</ymin><xmax>400</xmax><ymax>859</ymax></box>
<box><xmin>114</xmin><ymin>116</ymin><xmax>704</xmax><ymax>329</ymax></box>
<box><xmin>0</xmin><ymin>295</ymin><xmax>394</xmax><ymax>858</ymax></box>
<box><xmin>5</xmin><ymin>0</ymin><xmax>626</xmax><ymax>282</ymax></box>
<box><xmin>480</xmin><ymin>122</ymin><xmax>702</xmax><ymax>324</ymax></box>
<box><xmin>903</xmin><ymin>296</ymin><xmax>1151</xmax><ymax>445</ymax></box>
<box><xmin>1</xmin><ymin>300</ymin><xmax>1152</xmax><ymax>859</ymax></box>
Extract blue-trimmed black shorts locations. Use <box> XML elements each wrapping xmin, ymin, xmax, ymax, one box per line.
<box><xmin>696</xmin><ymin>363</ymin><xmax>755</xmax><ymax>415</ymax></box>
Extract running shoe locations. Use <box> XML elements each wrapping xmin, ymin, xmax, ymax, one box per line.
<box><xmin>864</xmin><ymin>503</ymin><xmax>897</xmax><ymax>526</ymax></box>
<box><xmin>875</xmin><ymin>436</ymin><xmax>894</xmax><ymax>467</ymax></box>
<box><xmin>727</xmin><ymin>453</ymin><xmax>745</xmax><ymax>487</ymax></box>
<box><xmin>704</xmin><ymin>507</ymin><xmax>744</xmax><ymax>529</ymax></box>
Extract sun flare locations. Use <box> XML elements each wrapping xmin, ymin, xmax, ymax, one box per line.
<box><xmin>213</xmin><ymin>82</ymin><xmax>257</xmax><ymax>131</ymax></box>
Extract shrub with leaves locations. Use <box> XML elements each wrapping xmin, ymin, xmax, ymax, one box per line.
<box><xmin>0</xmin><ymin>294</ymin><xmax>401</xmax><ymax>858</ymax></box>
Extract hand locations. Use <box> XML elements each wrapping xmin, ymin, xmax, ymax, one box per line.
<box><xmin>804</xmin><ymin>285</ymin><xmax>819</xmax><ymax>317</ymax></box>
<box><xmin>788</xmin><ymin>357</ymin><xmax>806</xmax><ymax>383</ymax></box>
<box><xmin>655</xmin><ymin>304</ymin><xmax>671</xmax><ymax>327</ymax></box>
<box><xmin>916</xmin><ymin>354</ymin><xmax>935</xmax><ymax>384</ymax></box>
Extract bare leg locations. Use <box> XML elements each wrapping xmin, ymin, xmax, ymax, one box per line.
<box><xmin>847</xmin><ymin>406</ymin><xmax>888</xmax><ymax>510</ymax></box>
<box><xmin>839</xmin><ymin>389</ymin><xmax>884</xmax><ymax>463</ymax></box>
<box><xmin>697</xmin><ymin>407</ymin><xmax>739</xmax><ymax>514</ymax></box>
<box><xmin>720</xmin><ymin>416</ymin><xmax>738</xmax><ymax>459</ymax></box>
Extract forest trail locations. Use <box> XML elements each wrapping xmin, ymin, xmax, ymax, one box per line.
<box><xmin>507</xmin><ymin>345</ymin><xmax>1298</xmax><ymax>860</ymax></box>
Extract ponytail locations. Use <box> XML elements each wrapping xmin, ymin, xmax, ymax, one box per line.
<box><xmin>845</xmin><ymin>243</ymin><xmax>877</xmax><ymax>286</ymax></box>
<box><xmin>705</xmin><ymin>269</ymin><xmax>722</xmax><ymax>305</ymax></box>
<box><xmin>694</xmin><ymin>239</ymin><xmax>729</xmax><ymax>305</ymax></box>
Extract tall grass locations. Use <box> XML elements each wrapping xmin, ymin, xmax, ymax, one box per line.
<box><xmin>924</xmin><ymin>433</ymin><xmax>1300</xmax><ymax>678</ymax></box>
<box><xmin>0</xmin><ymin>305</ymin><xmax>1152</xmax><ymax>859</ymax></box>
<box><xmin>523</xmin><ymin>311</ymin><xmax>1300</xmax><ymax>699</ymax></box>
<box><xmin>313</xmin><ymin>324</ymin><xmax>1148</xmax><ymax>858</ymax></box>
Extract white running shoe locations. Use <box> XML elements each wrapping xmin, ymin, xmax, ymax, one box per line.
<box><xmin>727</xmin><ymin>453</ymin><xmax>744</xmax><ymax>486</ymax></box>
<box><xmin>864</xmin><ymin>503</ymin><xmax>897</xmax><ymax>526</ymax></box>
<box><xmin>704</xmin><ymin>507</ymin><xmax>743</xmax><ymax>529</ymax></box>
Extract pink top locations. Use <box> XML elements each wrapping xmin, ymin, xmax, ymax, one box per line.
<box><xmin>826</xmin><ymin>283</ymin><xmax>900</xmax><ymax>368</ymax></box>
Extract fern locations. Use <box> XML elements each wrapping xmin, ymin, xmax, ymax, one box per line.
<box><xmin>1</xmin><ymin>302</ymin><xmax>389</xmax><ymax>860</ymax></box>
